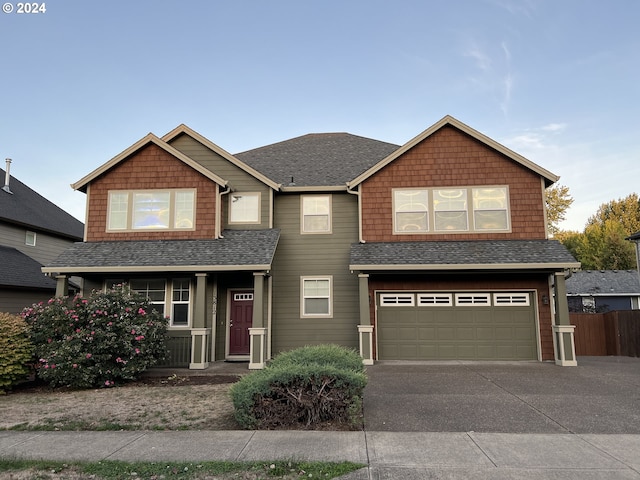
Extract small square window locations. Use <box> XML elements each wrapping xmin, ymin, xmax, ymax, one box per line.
<box><xmin>229</xmin><ymin>193</ymin><xmax>261</xmax><ymax>224</ymax></box>
<box><xmin>25</xmin><ymin>231</ymin><xmax>36</xmax><ymax>246</ymax></box>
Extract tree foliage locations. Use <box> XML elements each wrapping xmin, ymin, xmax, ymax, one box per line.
<box><xmin>556</xmin><ymin>193</ymin><xmax>640</xmax><ymax>270</ymax></box>
<box><xmin>545</xmin><ymin>184</ymin><xmax>574</xmax><ymax>235</ymax></box>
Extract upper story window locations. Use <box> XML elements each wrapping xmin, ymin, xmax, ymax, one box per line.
<box><xmin>25</xmin><ymin>231</ymin><xmax>36</xmax><ymax>246</ymax></box>
<box><xmin>472</xmin><ymin>187</ymin><xmax>509</xmax><ymax>230</ymax></box>
<box><xmin>393</xmin><ymin>186</ymin><xmax>510</xmax><ymax>234</ymax></box>
<box><xmin>301</xmin><ymin>195</ymin><xmax>332</xmax><ymax>234</ymax></box>
<box><xmin>229</xmin><ymin>192</ymin><xmax>261</xmax><ymax>224</ymax></box>
<box><xmin>107</xmin><ymin>189</ymin><xmax>195</xmax><ymax>231</ymax></box>
<box><xmin>394</xmin><ymin>189</ymin><xmax>428</xmax><ymax>232</ymax></box>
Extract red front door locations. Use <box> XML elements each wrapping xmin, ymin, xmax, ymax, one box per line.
<box><xmin>229</xmin><ymin>291</ymin><xmax>253</xmax><ymax>356</ymax></box>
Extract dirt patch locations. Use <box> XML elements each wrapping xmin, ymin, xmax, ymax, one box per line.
<box><xmin>0</xmin><ymin>375</ymin><xmax>241</xmax><ymax>431</ymax></box>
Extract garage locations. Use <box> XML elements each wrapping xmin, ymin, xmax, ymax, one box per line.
<box><xmin>376</xmin><ymin>291</ymin><xmax>538</xmax><ymax>360</ymax></box>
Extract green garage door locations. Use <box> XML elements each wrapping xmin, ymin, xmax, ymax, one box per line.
<box><xmin>377</xmin><ymin>291</ymin><xmax>537</xmax><ymax>360</ymax></box>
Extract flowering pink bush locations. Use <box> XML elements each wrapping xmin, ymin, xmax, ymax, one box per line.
<box><xmin>22</xmin><ymin>285</ymin><xmax>168</xmax><ymax>389</ymax></box>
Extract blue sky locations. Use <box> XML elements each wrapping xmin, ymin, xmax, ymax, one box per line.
<box><xmin>1</xmin><ymin>0</ymin><xmax>638</xmax><ymax>232</ymax></box>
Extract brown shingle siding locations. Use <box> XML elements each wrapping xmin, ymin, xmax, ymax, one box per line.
<box><xmin>85</xmin><ymin>144</ymin><xmax>217</xmax><ymax>241</ymax></box>
<box><xmin>360</xmin><ymin>126</ymin><xmax>547</xmax><ymax>242</ymax></box>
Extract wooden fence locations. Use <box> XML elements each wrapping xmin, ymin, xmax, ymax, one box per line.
<box><xmin>571</xmin><ymin>310</ymin><xmax>640</xmax><ymax>357</ymax></box>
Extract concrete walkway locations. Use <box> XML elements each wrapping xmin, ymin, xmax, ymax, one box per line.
<box><xmin>2</xmin><ymin>430</ymin><xmax>640</xmax><ymax>478</ymax></box>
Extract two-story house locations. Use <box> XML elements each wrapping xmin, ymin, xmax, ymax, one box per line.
<box><xmin>1</xmin><ymin>161</ymin><xmax>84</xmax><ymax>313</ymax></box>
<box><xmin>43</xmin><ymin>116</ymin><xmax>580</xmax><ymax>368</ymax></box>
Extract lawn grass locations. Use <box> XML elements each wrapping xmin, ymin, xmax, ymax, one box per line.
<box><xmin>0</xmin><ymin>458</ymin><xmax>365</xmax><ymax>479</ymax></box>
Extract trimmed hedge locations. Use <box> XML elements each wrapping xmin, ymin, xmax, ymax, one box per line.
<box><xmin>230</xmin><ymin>345</ymin><xmax>367</xmax><ymax>429</ymax></box>
<box><xmin>0</xmin><ymin>312</ymin><xmax>33</xmax><ymax>394</ymax></box>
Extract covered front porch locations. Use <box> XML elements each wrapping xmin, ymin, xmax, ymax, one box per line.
<box><xmin>43</xmin><ymin>230</ymin><xmax>280</xmax><ymax>370</ymax></box>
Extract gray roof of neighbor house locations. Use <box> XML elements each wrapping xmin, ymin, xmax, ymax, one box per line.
<box><xmin>566</xmin><ymin>270</ymin><xmax>640</xmax><ymax>296</ymax></box>
<box><xmin>0</xmin><ymin>245</ymin><xmax>57</xmax><ymax>290</ymax></box>
<box><xmin>0</xmin><ymin>168</ymin><xmax>84</xmax><ymax>240</ymax></box>
<box><xmin>42</xmin><ymin>229</ymin><xmax>280</xmax><ymax>273</ymax></box>
<box><xmin>627</xmin><ymin>231</ymin><xmax>640</xmax><ymax>241</ymax></box>
<box><xmin>235</xmin><ymin>133</ymin><xmax>400</xmax><ymax>188</ymax></box>
<box><xmin>350</xmin><ymin>239</ymin><xmax>580</xmax><ymax>271</ymax></box>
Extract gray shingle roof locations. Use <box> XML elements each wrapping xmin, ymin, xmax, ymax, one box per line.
<box><xmin>0</xmin><ymin>245</ymin><xmax>57</xmax><ymax>290</ymax></box>
<box><xmin>566</xmin><ymin>270</ymin><xmax>640</xmax><ymax>295</ymax></box>
<box><xmin>44</xmin><ymin>229</ymin><xmax>280</xmax><ymax>273</ymax></box>
<box><xmin>350</xmin><ymin>239</ymin><xmax>579</xmax><ymax>270</ymax></box>
<box><xmin>235</xmin><ymin>133</ymin><xmax>399</xmax><ymax>187</ymax></box>
<box><xmin>0</xmin><ymin>168</ymin><xmax>84</xmax><ymax>239</ymax></box>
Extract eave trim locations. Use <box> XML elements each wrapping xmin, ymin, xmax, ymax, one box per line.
<box><xmin>42</xmin><ymin>264</ymin><xmax>272</xmax><ymax>274</ymax></box>
<box><xmin>349</xmin><ymin>262</ymin><xmax>580</xmax><ymax>271</ymax></box>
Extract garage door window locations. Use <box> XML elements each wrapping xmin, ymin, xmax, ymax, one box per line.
<box><xmin>417</xmin><ymin>293</ymin><xmax>453</xmax><ymax>306</ymax></box>
<box><xmin>380</xmin><ymin>293</ymin><xmax>415</xmax><ymax>306</ymax></box>
<box><xmin>493</xmin><ymin>293</ymin><xmax>530</xmax><ymax>306</ymax></box>
<box><xmin>455</xmin><ymin>293</ymin><xmax>491</xmax><ymax>306</ymax></box>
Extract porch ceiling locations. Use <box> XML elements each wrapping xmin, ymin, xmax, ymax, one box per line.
<box><xmin>42</xmin><ymin>229</ymin><xmax>280</xmax><ymax>274</ymax></box>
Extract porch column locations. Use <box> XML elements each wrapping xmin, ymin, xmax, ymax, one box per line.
<box><xmin>552</xmin><ymin>272</ymin><xmax>577</xmax><ymax>366</ymax></box>
<box><xmin>190</xmin><ymin>273</ymin><xmax>211</xmax><ymax>370</ymax></box>
<box><xmin>357</xmin><ymin>273</ymin><xmax>374</xmax><ymax>365</ymax></box>
<box><xmin>55</xmin><ymin>275</ymin><xmax>69</xmax><ymax>297</ymax></box>
<box><xmin>249</xmin><ymin>272</ymin><xmax>267</xmax><ymax>369</ymax></box>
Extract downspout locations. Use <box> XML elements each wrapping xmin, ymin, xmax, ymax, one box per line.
<box><xmin>347</xmin><ymin>184</ymin><xmax>364</xmax><ymax>243</ymax></box>
<box><xmin>216</xmin><ymin>184</ymin><xmax>232</xmax><ymax>239</ymax></box>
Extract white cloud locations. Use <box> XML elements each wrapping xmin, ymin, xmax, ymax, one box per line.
<box><xmin>541</xmin><ymin>123</ymin><xmax>568</xmax><ymax>133</ymax></box>
<box><xmin>464</xmin><ymin>44</ymin><xmax>492</xmax><ymax>71</ymax></box>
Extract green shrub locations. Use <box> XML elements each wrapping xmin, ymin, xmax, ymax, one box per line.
<box><xmin>0</xmin><ymin>312</ymin><xmax>33</xmax><ymax>394</ymax></box>
<box><xmin>268</xmin><ymin>344</ymin><xmax>365</xmax><ymax>373</ymax></box>
<box><xmin>22</xmin><ymin>285</ymin><xmax>168</xmax><ymax>389</ymax></box>
<box><xmin>230</xmin><ymin>345</ymin><xmax>367</xmax><ymax>429</ymax></box>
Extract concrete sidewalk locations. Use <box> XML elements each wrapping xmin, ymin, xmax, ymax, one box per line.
<box><xmin>2</xmin><ymin>430</ymin><xmax>640</xmax><ymax>479</ymax></box>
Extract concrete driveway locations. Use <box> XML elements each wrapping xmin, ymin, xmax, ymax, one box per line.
<box><xmin>363</xmin><ymin>356</ymin><xmax>640</xmax><ymax>434</ymax></box>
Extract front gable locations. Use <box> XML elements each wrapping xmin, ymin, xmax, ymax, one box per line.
<box><xmin>82</xmin><ymin>139</ymin><xmax>226</xmax><ymax>242</ymax></box>
<box><xmin>353</xmin><ymin>117</ymin><xmax>555</xmax><ymax>242</ymax></box>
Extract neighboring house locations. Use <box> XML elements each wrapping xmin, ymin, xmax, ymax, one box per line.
<box><xmin>567</xmin><ymin>270</ymin><xmax>640</xmax><ymax>313</ymax></box>
<box><xmin>43</xmin><ymin>116</ymin><xmax>580</xmax><ymax>368</ymax></box>
<box><xmin>0</xmin><ymin>162</ymin><xmax>84</xmax><ymax>313</ymax></box>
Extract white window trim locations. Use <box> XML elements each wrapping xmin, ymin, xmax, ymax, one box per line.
<box><xmin>170</xmin><ymin>278</ymin><xmax>192</xmax><ymax>328</ymax></box>
<box><xmin>108</xmin><ymin>278</ymin><xmax>192</xmax><ymax>329</ymax></box>
<box><xmin>493</xmin><ymin>293</ymin><xmax>530</xmax><ymax>306</ymax></box>
<box><xmin>417</xmin><ymin>293</ymin><xmax>453</xmax><ymax>306</ymax></box>
<box><xmin>229</xmin><ymin>192</ymin><xmax>262</xmax><ymax>225</ymax></box>
<box><xmin>301</xmin><ymin>276</ymin><xmax>333</xmax><ymax>318</ymax></box>
<box><xmin>301</xmin><ymin>195</ymin><xmax>332</xmax><ymax>234</ymax></box>
<box><xmin>25</xmin><ymin>231</ymin><xmax>36</xmax><ymax>246</ymax></box>
<box><xmin>106</xmin><ymin>189</ymin><xmax>197</xmax><ymax>232</ymax></box>
<box><xmin>379</xmin><ymin>293</ymin><xmax>416</xmax><ymax>306</ymax></box>
<box><xmin>454</xmin><ymin>293</ymin><xmax>492</xmax><ymax>306</ymax></box>
<box><xmin>392</xmin><ymin>185</ymin><xmax>511</xmax><ymax>235</ymax></box>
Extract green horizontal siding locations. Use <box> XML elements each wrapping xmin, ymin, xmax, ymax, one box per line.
<box><xmin>271</xmin><ymin>193</ymin><xmax>360</xmax><ymax>354</ymax></box>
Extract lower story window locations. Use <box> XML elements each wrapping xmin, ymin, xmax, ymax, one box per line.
<box><xmin>116</xmin><ymin>278</ymin><xmax>191</xmax><ymax>328</ymax></box>
<box><xmin>301</xmin><ymin>276</ymin><xmax>332</xmax><ymax>317</ymax></box>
